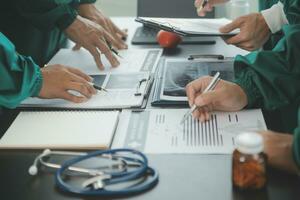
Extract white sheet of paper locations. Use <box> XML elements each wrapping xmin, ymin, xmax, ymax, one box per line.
<box><xmin>139</xmin><ymin>17</ymin><xmax>239</xmax><ymax>35</ymax></box>
<box><xmin>20</xmin><ymin>72</ymin><xmax>150</xmax><ymax>109</ymax></box>
<box><xmin>112</xmin><ymin>109</ymin><xmax>266</xmax><ymax>154</ymax></box>
<box><xmin>48</xmin><ymin>48</ymin><xmax>162</xmax><ymax>75</ymax></box>
<box><xmin>0</xmin><ymin>111</ymin><xmax>119</xmax><ymax>149</ymax></box>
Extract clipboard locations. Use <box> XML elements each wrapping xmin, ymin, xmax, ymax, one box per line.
<box><xmin>19</xmin><ymin>72</ymin><xmax>153</xmax><ymax>110</ymax></box>
<box><xmin>136</xmin><ymin>17</ymin><xmax>239</xmax><ymax>37</ymax></box>
<box><xmin>151</xmin><ymin>58</ymin><xmax>235</xmax><ymax>107</ymax></box>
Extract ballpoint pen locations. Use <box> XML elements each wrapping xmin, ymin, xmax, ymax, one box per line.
<box><xmin>197</xmin><ymin>0</ymin><xmax>208</xmax><ymax>13</ymax></box>
<box><xmin>180</xmin><ymin>72</ymin><xmax>220</xmax><ymax>124</ymax></box>
<box><xmin>88</xmin><ymin>82</ymin><xmax>108</xmax><ymax>92</ymax></box>
<box><xmin>106</xmin><ymin>40</ymin><xmax>123</xmax><ymax>59</ymax></box>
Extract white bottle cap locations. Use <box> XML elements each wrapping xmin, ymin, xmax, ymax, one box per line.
<box><xmin>235</xmin><ymin>132</ymin><xmax>264</xmax><ymax>155</ymax></box>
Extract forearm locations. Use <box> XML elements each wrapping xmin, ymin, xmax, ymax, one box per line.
<box><xmin>292</xmin><ymin>119</ymin><xmax>300</xmax><ymax>173</ymax></box>
<box><xmin>259</xmin><ymin>131</ymin><xmax>299</xmax><ymax>175</ymax></box>
<box><xmin>0</xmin><ymin>33</ymin><xmax>43</xmax><ymax>108</ymax></box>
<box><xmin>13</xmin><ymin>0</ymin><xmax>80</xmax><ymax>30</ymax></box>
<box><xmin>234</xmin><ymin>24</ymin><xmax>300</xmax><ymax>110</ymax></box>
<box><xmin>267</xmin><ymin>136</ymin><xmax>299</xmax><ymax>174</ymax></box>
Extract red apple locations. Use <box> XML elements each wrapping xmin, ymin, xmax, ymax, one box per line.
<box><xmin>156</xmin><ymin>30</ymin><xmax>182</xmax><ymax>48</ymax></box>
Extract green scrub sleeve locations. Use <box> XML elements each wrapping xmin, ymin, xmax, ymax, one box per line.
<box><xmin>0</xmin><ymin>33</ymin><xmax>43</xmax><ymax>109</ymax></box>
<box><xmin>79</xmin><ymin>0</ymin><xmax>97</xmax><ymax>4</ymax></box>
<box><xmin>281</xmin><ymin>0</ymin><xmax>300</xmax><ymax>24</ymax></box>
<box><xmin>234</xmin><ymin>24</ymin><xmax>300</xmax><ymax>110</ymax></box>
<box><xmin>292</xmin><ymin>108</ymin><xmax>300</xmax><ymax>169</ymax></box>
<box><xmin>14</xmin><ymin>0</ymin><xmax>79</xmax><ymax>31</ymax></box>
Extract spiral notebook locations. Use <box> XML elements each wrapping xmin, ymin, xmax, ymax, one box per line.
<box><xmin>0</xmin><ymin>111</ymin><xmax>119</xmax><ymax>149</ymax></box>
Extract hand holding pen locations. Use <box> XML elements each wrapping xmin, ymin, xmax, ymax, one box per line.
<box><xmin>184</xmin><ymin>72</ymin><xmax>248</xmax><ymax>123</ymax></box>
<box><xmin>181</xmin><ymin>72</ymin><xmax>220</xmax><ymax>124</ymax></box>
<box><xmin>194</xmin><ymin>0</ymin><xmax>229</xmax><ymax>16</ymax></box>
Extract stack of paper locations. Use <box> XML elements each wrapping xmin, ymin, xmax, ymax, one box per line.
<box><xmin>48</xmin><ymin>48</ymin><xmax>162</xmax><ymax>74</ymax></box>
<box><xmin>136</xmin><ymin>17</ymin><xmax>240</xmax><ymax>36</ymax></box>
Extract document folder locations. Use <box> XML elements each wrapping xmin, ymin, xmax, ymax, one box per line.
<box><xmin>136</xmin><ymin>17</ymin><xmax>239</xmax><ymax>36</ymax></box>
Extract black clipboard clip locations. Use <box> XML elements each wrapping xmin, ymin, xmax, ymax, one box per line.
<box><xmin>135</xmin><ymin>17</ymin><xmax>187</xmax><ymax>37</ymax></box>
<box><xmin>134</xmin><ymin>78</ymin><xmax>149</xmax><ymax>96</ymax></box>
<box><xmin>188</xmin><ymin>54</ymin><xmax>225</xmax><ymax>60</ymax></box>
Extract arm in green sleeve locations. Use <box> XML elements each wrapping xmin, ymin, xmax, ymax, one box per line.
<box><xmin>0</xmin><ymin>33</ymin><xmax>43</xmax><ymax>109</ymax></box>
<box><xmin>13</xmin><ymin>0</ymin><xmax>79</xmax><ymax>30</ymax></box>
<box><xmin>281</xmin><ymin>0</ymin><xmax>300</xmax><ymax>24</ymax></box>
<box><xmin>292</xmin><ymin>107</ymin><xmax>300</xmax><ymax>170</ymax></box>
<box><xmin>79</xmin><ymin>0</ymin><xmax>97</xmax><ymax>4</ymax></box>
<box><xmin>234</xmin><ymin>24</ymin><xmax>300</xmax><ymax>110</ymax></box>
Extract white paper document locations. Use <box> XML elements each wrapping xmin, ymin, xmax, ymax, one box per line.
<box><xmin>0</xmin><ymin>111</ymin><xmax>119</xmax><ymax>149</ymax></box>
<box><xmin>48</xmin><ymin>48</ymin><xmax>162</xmax><ymax>74</ymax></box>
<box><xmin>20</xmin><ymin>72</ymin><xmax>151</xmax><ymax>109</ymax></box>
<box><xmin>112</xmin><ymin>109</ymin><xmax>267</xmax><ymax>154</ymax></box>
<box><xmin>138</xmin><ymin>17</ymin><xmax>239</xmax><ymax>36</ymax></box>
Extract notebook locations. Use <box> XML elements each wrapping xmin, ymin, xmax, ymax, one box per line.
<box><xmin>0</xmin><ymin>111</ymin><xmax>119</xmax><ymax>149</ymax></box>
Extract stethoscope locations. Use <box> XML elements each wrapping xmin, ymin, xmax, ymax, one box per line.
<box><xmin>29</xmin><ymin>148</ymin><xmax>159</xmax><ymax>196</ymax></box>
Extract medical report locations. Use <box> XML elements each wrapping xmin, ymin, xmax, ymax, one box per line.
<box><xmin>112</xmin><ymin>109</ymin><xmax>266</xmax><ymax>154</ymax></box>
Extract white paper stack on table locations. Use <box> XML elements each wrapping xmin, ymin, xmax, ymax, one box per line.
<box><xmin>48</xmin><ymin>48</ymin><xmax>162</xmax><ymax>74</ymax></box>
<box><xmin>112</xmin><ymin>109</ymin><xmax>267</xmax><ymax>154</ymax></box>
<box><xmin>20</xmin><ymin>48</ymin><xmax>162</xmax><ymax>109</ymax></box>
<box><xmin>0</xmin><ymin>111</ymin><xmax>119</xmax><ymax>149</ymax></box>
<box><xmin>136</xmin><ymin>17</ymin><xmax>240</xmax><ymax>36</ymax></box>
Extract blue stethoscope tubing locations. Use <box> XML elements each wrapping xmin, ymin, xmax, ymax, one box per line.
<box><xmin>55</xmin><ymin>148</ymin><xmax>159</xmax><ymax>196</ymax></box>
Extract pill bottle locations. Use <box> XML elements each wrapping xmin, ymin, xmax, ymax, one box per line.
<box><xmin>232</xmin><ymin>132</ymin><xmax>267</xmax><ymax>189</ymax></box>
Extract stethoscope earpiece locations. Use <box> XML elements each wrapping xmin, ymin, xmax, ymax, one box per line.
<box><xmin>43</xmin><ymin>149</ymin><xmax>51</xmax><ymax>155</ymax></box>
<box><xmin>28</xmin><ymin>149</ymin><xmax>51</xmax><ymax>176</ymax></box>
<box><xmin>28</xmin><ymin>165</ymin><xmax>38</xmax><ymax>176</ymax></box>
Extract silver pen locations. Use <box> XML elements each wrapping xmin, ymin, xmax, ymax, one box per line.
<box><xmin>180</xmin><ymin>72</ymin><xmax>221</xmax><ymax>124</ymax></box>
<box><xmin>197</xmin><ymin>0</ymin><xmax>209</xmax><ymax>13</ymax></box>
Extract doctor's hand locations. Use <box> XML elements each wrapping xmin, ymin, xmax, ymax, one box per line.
<box><xmin>77</xmin><ymin>3</ymin><xmax>128</xmax><ymax>49</ymax></box>
<box><xmin>64</xmin><ymin>15</ymin><xmax>120</xmax><ymax>70</ymax></box>
<box><xmin>194</xmin><ymin>0</ymin><xmax>229</xmax><ymax>16</ymax></box>
<box><xmin>259</xmin><ymin>130</ymin><xmax>299</xmax><ymax>174</ymax></box>
<box><xmin>186</xmin><ymin>76</ymin><xmax>248</xmax><ymax>122</ymax></box>
<box><xmin>39</xmin><ymin>65</ymin><xmax>97</xmax><ymax>103</ymax></box>
<box><xmin>220</xmin><ymin>13</ymin><xmax>271</xmax><ymax>51</ymax></box>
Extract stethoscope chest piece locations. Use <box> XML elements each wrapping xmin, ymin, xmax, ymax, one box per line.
<box><xmin>82</xmin><ymin>174</ymin><xmax>111</xmax><ymax>190</ymax></box>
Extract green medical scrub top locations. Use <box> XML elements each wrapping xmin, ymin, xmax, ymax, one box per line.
<box><xmin>234</xmin><ymin>24</ymin><xmax>300</xmax><ymax>132</ymax></box>
<box><xmin>0</xmin><ymin>0</ymin><xmax>96</xmax><ymax>67</ymax></box>
<box><xmin>233</xmin><ymin>0</ymin><xmax>300</xmax><ymax>133</ymax></box>
<box><xmin>0</xmin><ymin>33</ymin><xmax>42</xmax><ymax>109</ymax></box>
<box><xmin>234</xmin><ymin>24</ymin><xmax>300</xmax><ymax>169</ymax></box>
<box><xmin>293</xmin><ymin>108</ymin><xmax>300</xmax><ymax>170</ymax></box>
<box><xmin>260</xmin><ymin>0</ymin><xmax>300</xmax><ymax>50</ymax></box>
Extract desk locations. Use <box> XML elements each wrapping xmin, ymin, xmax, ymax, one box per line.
<box><xmin>0</xmin><ymin>17</ymin><xmax>299</xmax><ymax>200</ymax></box>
